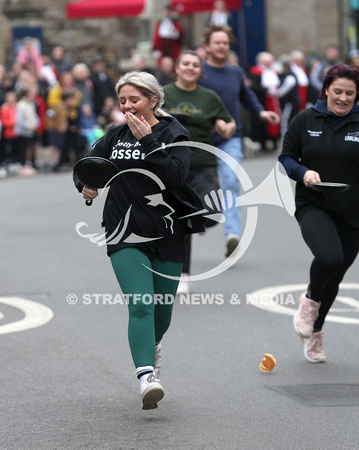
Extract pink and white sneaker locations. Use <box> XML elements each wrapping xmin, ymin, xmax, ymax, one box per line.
<box><xmin>303</xmin><ymin>330</ymin><xmax>326</xmax><ymax>363</ymax></box>
<box><xmin>293</xmin><ymin>292</ymin><xmax>320</xmax><ymax>338</ymax></box>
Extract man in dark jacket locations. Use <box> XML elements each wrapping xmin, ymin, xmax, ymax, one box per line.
<box><xmin>90</xmin><ymin>56</ymin><xmax>117</xmax><ymax>116</ymax></box>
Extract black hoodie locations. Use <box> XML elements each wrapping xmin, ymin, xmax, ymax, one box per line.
<box><xmin>74</xmin><ymin>116</ymin><xmax>206</xmax><ymax>260</ymax></box>
<box><xmin>279</xmin><ymin>99</ymin><xmax>359</xmax><ymax>227</ymax></box>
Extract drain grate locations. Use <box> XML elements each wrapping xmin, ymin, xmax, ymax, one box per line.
<box><xmin>267</xmin><ymin>384</ymin><xmax>359</xmax><ymax>407</ymax></box>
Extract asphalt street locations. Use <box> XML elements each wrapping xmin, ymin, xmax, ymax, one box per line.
<box><xmin>1</xmin><ymin>152</ymin><xmax>359</xmax><ymax>450</ymax></box>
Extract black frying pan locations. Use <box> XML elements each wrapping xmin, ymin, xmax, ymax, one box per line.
<box><xmin>73</xmin><ymin>156</ymin><xmax>118</xmax><ymax>206</ymax></box>
<box><xmin>310</xmin><ymin>182</ymin><xmax>350</xmax><ymax>193</ymax></box>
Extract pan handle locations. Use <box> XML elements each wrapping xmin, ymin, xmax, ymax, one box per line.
<box><xmin>84</xmin><ymin>186</ymin><xmax>94</xmax><ymax>206</ymax></box>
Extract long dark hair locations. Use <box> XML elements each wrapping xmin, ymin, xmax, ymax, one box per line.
<box><xmin>320</xmin><ymin>63</ymin><xmax>359</xmax><ymax>102</ymax></box>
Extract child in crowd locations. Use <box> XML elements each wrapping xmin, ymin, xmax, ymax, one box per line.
<box><xmin>45</xmin><ymin>89</ymin><xmax>77</xmax><ymax>171</ymax></box>
<box><xmin>0</xmin><ymin>91</ymin><xmax>20</xmax><ymax>173</ymax></box>
<box><xmin>96</xmin><ymin>95</ymin><xmax>116</xmax><ymax>129</ymax></box>
<box><xmin>79</xmin><ymin>102</ymin><xmax>104</xmax><ymax>146</ymax></box>
<box><xmin>14</xmin><ymin>87</ymin><xmax>39</xmax><ymax>176</ymax></box>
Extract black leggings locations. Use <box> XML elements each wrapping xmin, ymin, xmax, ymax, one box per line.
<box><xmin>299</xmin><ymin>208</ymin><xmax>359</xmax><ymax>330</ymax></box>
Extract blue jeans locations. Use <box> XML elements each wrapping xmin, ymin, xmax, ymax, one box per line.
<box><xmin>217</xmin><ymin>137</ymin><xmax>243</xmax><ymax>239</ymax></box>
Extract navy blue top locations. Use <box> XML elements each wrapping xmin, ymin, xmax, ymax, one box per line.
<box><xmin>200</xmin><ymin>62</ymin><xmax>263</xmax><ymax>144</ymax></box>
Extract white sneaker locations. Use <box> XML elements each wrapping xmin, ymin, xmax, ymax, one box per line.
<box><xmin>177</xmin><ymin>273</ymin><xmax>190</xmax><ymax>294</ymax></box>
<box><xmin>154</xmin><ymin>341</ymin><xmax>161</xmax><ymax>380</ymax></box>
<box><xmin>0</xmin><ymin>167</ymin><xmax>7</xmax><ymax>179</ymax></box>
<box><xmin>7</xmin><ymin>163</ymin><xmax>21</xmax><ymax>175</ymax></box>
<box><xmin>243</xmin><ymin>137</ymin><xmax>261</xmax><ymax>158</ymax></box>
<box><xmin>140</xmin><ymin>372</ymin><xmax>164</xmax><ymax>410</ymax></box>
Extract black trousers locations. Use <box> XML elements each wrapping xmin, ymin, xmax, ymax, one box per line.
<box><xmin>182</xmin><ymin>166</ymin><xmax>220</xmax><ymax>275</ymax></box>
<box><xmin>299</xmin><ymin>208</ymin><xmax>359</xmax><ymax>330</ymax></box>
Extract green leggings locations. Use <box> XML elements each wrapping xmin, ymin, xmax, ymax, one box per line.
<box><xmin>110</xmin><ymin>247</ymin><xmax>182</xmax><ymax>368</ymax></box>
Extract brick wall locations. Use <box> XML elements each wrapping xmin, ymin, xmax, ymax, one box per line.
<box><xmin>267</xmin><ymin>0</ymin><xmax>342</xmax><ymax>59</ymax></box>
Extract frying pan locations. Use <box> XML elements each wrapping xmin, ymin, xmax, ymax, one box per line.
<box><xmin>73</xmin><ymin>156</ymin><xmax>118</xmax><ymax>206</ymax></box>
<box><xmin>310</xmin><ymin>182</ymin><xmax>350</xmax><ymax>193</ymax></box>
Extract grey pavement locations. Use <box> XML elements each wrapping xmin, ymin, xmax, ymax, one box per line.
<box><xmin>1</xmin><ymin>153</ymin><xmax>359</xmax><ymax>449</ymax></box>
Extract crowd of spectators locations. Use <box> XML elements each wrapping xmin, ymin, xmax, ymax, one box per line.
<box><xmin>0</xmin><ymin>10</ymin><xmax>356</xmax><ymax>179</ymax></box>
<box><xmin>0</xmin><ymin>41</ymin><xmax>126</xmax><ymax>178</ymax></box>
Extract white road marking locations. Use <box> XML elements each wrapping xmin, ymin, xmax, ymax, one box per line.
<box><xmin>0</xmin><ymin>296</ymin><xmax>54</xmax><ymax>335</ymax></box>
<box><xmin>248</xmin><ymin>283</ymin><xmax>359</xmax><ymax>325</ymax></box>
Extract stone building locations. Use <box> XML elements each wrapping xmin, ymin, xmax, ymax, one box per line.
<box><xmin>266</xmin><ymin>0</ymin><xmax>352</xmax><ymax>60</ymax></box>
<box><xmin>0</xmin><ymin>0</ymin><xmax>355</xmax><ymax>73</ymax></box>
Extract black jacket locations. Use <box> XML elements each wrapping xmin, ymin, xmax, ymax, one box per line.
<box><xmin>74</xmin><ymin>116</ymin><xmax>206</xmax><ymax>259</ymax></box>
<box><xmin>90</xmin><ymin>72</ymin><xmax>117</xmax><ymax>115</ymax></box>
<box><xmin>280</xmin><ymin>102</ymin><xmax>359</xmax><ymax>227</ymax></box>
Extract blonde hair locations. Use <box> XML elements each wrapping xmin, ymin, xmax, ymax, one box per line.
<box><xmin>115</xmin><ymin>70</ymin><xmax>169</xmax><ymax>117</ymax></box>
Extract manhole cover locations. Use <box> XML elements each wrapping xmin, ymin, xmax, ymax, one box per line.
<box><xmin>267</xmin><ymin>384</ymin><xmax>359</xmax><ymax>407</ymax></box>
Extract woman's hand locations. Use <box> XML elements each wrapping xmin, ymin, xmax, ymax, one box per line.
<box><xmin>82</xmin><ymin>186</ymin><xmax>98</xmax><ymax>202</ymax></box>
<box><xmin>214</xmin><ymin>119</ymin><xmax>236</xmax><ymax>140</ymax></box>
<box><xmin>125</xmin><ymin>112</ymin><xmax>152</xmax><ymax>140</ymax></box>
<box><xmin>303</xmin><ymin>170</ymin><xmax>321</xmax><ymax>188</ymax></box>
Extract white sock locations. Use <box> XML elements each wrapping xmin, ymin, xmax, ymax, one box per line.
<box><xmin>136</xmin><ymin>365</ymin><xmax>153</xmax><ymax>381</ymax></box>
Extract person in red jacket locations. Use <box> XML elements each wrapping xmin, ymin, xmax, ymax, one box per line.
<box><xmin>29</xmin><ymin>83</ymin><xmax>47</xmax><ymax>171</ymax></box>
<box><xmin>247</xmin><ymin>51</ymin><xmax>281</xmax><ymax>151</ymax></box>
<box><xmin>0</xmin><ymin>91</ymin><xmax>19</xmax><ymax>170</ymax></box>
<box><xmin>290</xmin><ymin>50</ymin><xmax>310</xmax><ymax>111</ymax></box>
<box><xmin>152</xmin><ymin>4</ymin><xmax>184</xmax><ymax>64</ymax></box>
